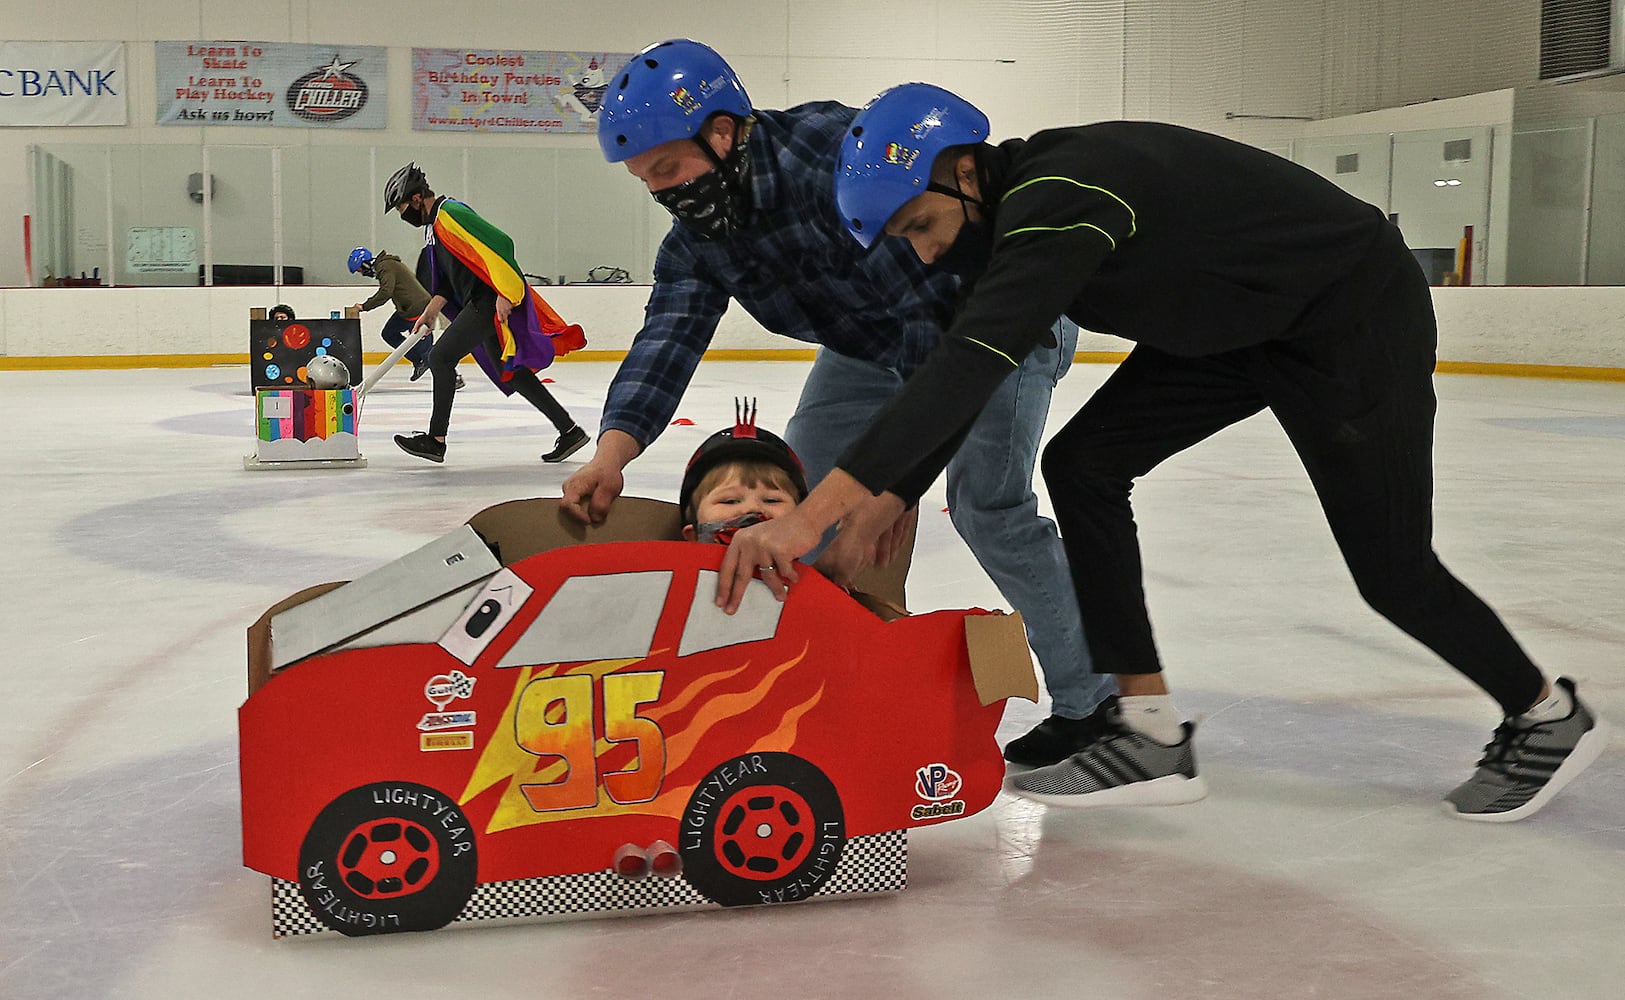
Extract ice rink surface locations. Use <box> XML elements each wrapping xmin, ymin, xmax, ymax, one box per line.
<box><xmin>2</xmin><ymin>358</ymin><xmax>1621</xmax><ymax>1000</ymax></box>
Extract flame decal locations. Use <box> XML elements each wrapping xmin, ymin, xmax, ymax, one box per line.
<box><xmin>462</xmin><ymin>642</ymin><xmax>823</xmax><ymax>836</ymax></box>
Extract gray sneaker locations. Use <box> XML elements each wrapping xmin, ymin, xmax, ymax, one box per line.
<box><xmin>1444</xmin><ymin>677</ymin><xmax>1608</xmax><ymax>822</ymax></box>
<box><xmin>1005</xmin><ymin>715</ymin><xmax>1208</xmax><ymax>808</ymax></box>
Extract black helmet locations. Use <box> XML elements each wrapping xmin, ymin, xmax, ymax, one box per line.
<box><xmin>382</xmin><ymin>162</ymin><xmax>430</xmax><ymax>212</ymax></box>
<box><xmin>679</xmin><ymin>398</ymin><xmax>808</xmax><ymax>523</ymax></box>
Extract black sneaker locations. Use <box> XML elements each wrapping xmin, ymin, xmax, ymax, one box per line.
<box><xmin>394</xmin><ymin>432</ymin><xmax>446</xmax><ymax>463</ymax></box>
<box><xmin>1444</xmin><ymin>677</ymin><xmax>1608</xmax><ymax>822</ymax></box>
<box><xmin>453</xmin><ymin>372</ymin><xmax>466</xmax><ymax>390</ymax></box>
<box><xmin>1004</xmin><ymin>697</ymin><xmax>1117</xmax><ymax>767</ymax></box>
<box><xmin>1005</xmin><ymin>711</ymin><xmax>1208</xmax><ymax>808</ymax></box>
<box><xmin>542</xmin><ymin>425</ymin><xmax>589</xmax><ymax>463</ymax></box>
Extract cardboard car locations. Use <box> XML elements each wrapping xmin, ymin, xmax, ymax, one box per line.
<box><xmin>240</xmin><ymin>498</ymin><xmax>1037</xmax><ymax>938</ymax></box>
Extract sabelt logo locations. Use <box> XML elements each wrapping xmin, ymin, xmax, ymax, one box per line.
<box><xmin>287</xmin><ymin>55</ymin><xmax>369</xmax><ymax>123</ymax></box>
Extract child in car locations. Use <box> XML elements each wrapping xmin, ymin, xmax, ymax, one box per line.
<box><xmin>679</xmin><ymin>400</ymin><xmax>808</xmax><ymax>545</ymax></box>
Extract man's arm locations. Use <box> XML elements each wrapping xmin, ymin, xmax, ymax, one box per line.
<box><xmin>413</xmin><ymin>295</ymin><xmax>448</xmax><ymax>335</ymax></box>
<box><xmin>359</xmin><ymin>279</ymin><xmax>391</xmax><ymax>312</ymax></box>
<box><xmin>560</xmin><ymin>242</ymin><xmax>732</xmax><ymax>524</ymax></box>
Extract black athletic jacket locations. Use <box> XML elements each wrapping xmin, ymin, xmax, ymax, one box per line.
<box><xmin>838</xmin><ymin>121</ymin><xmax>1405</xmax><ymax>503</ymax></box>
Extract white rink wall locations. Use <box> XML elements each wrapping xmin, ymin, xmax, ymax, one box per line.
<box><xmin>1</xmin><ymin>284</ymin><xmax>1624</xmax><ymax>369</ymax></box>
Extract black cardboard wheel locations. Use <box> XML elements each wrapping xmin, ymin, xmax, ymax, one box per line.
<box><xmin>679</xmin><ymin>753</ymin><xmax>845</xmax><ymax>907</ymax></box>
<box><xmin>297</xmin><ymin>781</ymin><xmax>477</xmax><ymax>936</ymax></box>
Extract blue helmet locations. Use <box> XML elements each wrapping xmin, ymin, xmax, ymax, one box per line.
<box><xmin>347</xmin><ymin>247</ymin><xmax>374</xmax><ymax>274</ymax></box>
<box><xmin>835</xmin><ymin>83</ymin><xmax>990</xmax><ymax>248</ymax></box>
<box><xmin>598</xmin><ymin>39</ymin><xmax>752</xmax><ymax>163</ymax></box>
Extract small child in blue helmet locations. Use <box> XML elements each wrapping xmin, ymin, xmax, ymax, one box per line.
<box><xmin>347</xmin><ymin>246</ymin><xmax>462</xmax><ymax>390</ymax></box>
<box><xmin>679</xmin><ymin>399</ymin><xmax>808</xmax><ymax>546</ymax></box>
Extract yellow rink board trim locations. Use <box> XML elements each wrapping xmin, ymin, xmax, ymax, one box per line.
<box><xmin>2</xmin><ymin>352</ymin><xmax>1623</xmax><ymax>383</ymax></box>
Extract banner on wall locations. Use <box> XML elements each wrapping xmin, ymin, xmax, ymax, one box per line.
<box><xmin>155</xmin><ymin>41</ymin><xmax>387</xmax><ymax>128</ymax></box>
<box><xmin>412</xmin><ymin>48</ymin><xmax>628</xmax><ymax>133</ymax></box>
<box><xmin>0</xmin><ymin>41</ymin><xmax>126</xmax><ymax>127</ymax></box>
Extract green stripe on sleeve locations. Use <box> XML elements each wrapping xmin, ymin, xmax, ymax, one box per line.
<box><xmin>1003</xmin><ymin>221</ymin><xmax>1117</xmax><ymax>249</ymax></box>
<box><xmin>963</xmin><ymin>337</ymin><xmax>1020</xmax><ymax>368</ymax></box>
<box><xmin>1003</xmin><ymin>176</ymin><xmax>1137</xmax><ymax>236</ymax></box>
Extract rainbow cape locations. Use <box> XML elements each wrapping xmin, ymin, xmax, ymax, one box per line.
<box><xmin>429</xmin><ymin>199</ymin><xmax>586</xmax><ymax>383</ymax></box>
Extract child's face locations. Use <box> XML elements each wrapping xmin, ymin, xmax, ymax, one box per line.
<box><xmin>692</xmin><ymin>469</ymin><xmax>799</xmax><ymax>525</ymax></box>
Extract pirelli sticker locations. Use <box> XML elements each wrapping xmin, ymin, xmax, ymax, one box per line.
<box><xmin>421</xmin><ymin>731</ymin><xmax>475</xmax><ymax>752</ymax></box>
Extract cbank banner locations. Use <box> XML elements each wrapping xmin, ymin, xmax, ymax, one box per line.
<box><xmin>412</xmin><ymin>48</ymin><xmax>627</xmax><ymax>133</ymax></box>
<box><xmin>0</xmin><ymin>41</ymin><xmax>126</xmax><ymax>126</ymax></box>
<box><xmin>155</xmin><ymin>41</ymin><xmax>387</xmax><ymax>128</ymax></box>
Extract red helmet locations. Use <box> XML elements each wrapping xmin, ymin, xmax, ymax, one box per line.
<box><xmin>679</xmin><ymin>399</ymin><xmax>808</xmax><ymax>523</ymax></box>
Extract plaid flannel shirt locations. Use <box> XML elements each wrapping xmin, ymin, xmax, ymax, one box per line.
<box><xmin>601</xmin><ymin>101</ymin><xmax>961</xmax><ymax>447</ymax></box>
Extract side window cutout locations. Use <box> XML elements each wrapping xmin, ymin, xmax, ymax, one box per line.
<box><xmin>679</xmin><ymin>571</ymin><xmax>785</xmax><ymax>657</ymax></box>
<box><xmin>495</xmin><ymin>571</ymin><xmax>673</xmax><ymax>668</ymax></box>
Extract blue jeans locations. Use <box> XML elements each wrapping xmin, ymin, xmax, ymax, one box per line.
<box><xmin>784</xmin><ymin>320</ymin><xmax>1115</xmax><ymax>718</ymax></box>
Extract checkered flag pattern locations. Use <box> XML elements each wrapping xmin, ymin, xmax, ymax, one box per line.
<box><xmin>269</xmin><ymin>829</ymin><xmax>908</xmax><ymax>939</ymax></box>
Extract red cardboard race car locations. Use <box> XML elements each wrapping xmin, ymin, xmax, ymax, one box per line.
<box><xmin>240</xmin><ymin>499</ymin><xmax>1035</xmax><ymax>937</ymax></box>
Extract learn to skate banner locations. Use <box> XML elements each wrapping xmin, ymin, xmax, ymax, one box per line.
<box><xmin>411</xmin><ymin>49</ymin><xmax>627</xmax><ymax>133</ymax></box>
<box><xmin>0</xmin><ymin>42</ymin><xmax>126</xmax><ymax>126</ymax></box>
<box><xmin>155</xmin><ymin>41</ymin><xmax>386</xmax><ymax>128</ymax></box>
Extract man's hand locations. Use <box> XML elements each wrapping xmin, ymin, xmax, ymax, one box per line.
<box><xmin>414</xmin><ymin>295</ymin><xmax>446</xmax><ymax>338</ymax></box>
<box><xmin>559</xmin><ymin>429</ymin><xmax>642</xmax><ymax>525</ymax></box>
<box><xmin>717</xmin><ymin>511</ymin><xmax>824</xmax><ymax>611</ymax></box>
<box><xmin>495</xmin><ymin>296</ymin><xmax>514</xmax><ymax>324</ymax></box>
<box><xmin>716</xmin><ymin>468</ymin><xmax>874</xmax><ymax>613</ymax></box>
<box><xmin>815</xmin><ymin>495</ymin><xmax>913</xmax><ymax>588</ymax></box>
<box><xmin>559</xmin><ymin>460</ymin><xmax>624</xmax><ymax>526</ymax></box>
<box><xmin>871</xmin><ymin>501</ymin><xmax>917</xmax><ymax>567</ymax></box>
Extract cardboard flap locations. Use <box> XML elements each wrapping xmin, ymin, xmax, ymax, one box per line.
<box><xmin>269</xmin><ymin>524</ymin><xmax>501</xmax><ymax>670</ymax></box>
<box><xmin>469</xmin><ymin>496</ymin><xmax>686</xmax><ymax>563</ymax></box>
<box><xmin>964</xmin><ymin>611</ymin><xmax>1039</xmax><ymax>706</ymax></box>
<box><xmin>247</xmin><ymin>582</ymin><xmax>344</xmax><ymax>695</ymax></box>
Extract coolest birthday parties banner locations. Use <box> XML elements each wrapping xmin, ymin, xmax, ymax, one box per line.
<box><xmin>154</xmin><ymin>41</ymin><xmax>387</xmax><ymax>128</ymax></box>
<box><xmin>412</xmin><ymin>49</ymin><xmax>626</xmax><ymax>133</ymax></box>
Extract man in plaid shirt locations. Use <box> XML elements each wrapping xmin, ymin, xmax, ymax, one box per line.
<box><xmin>562</xmin><ymin>39</ymin><xmax>1117</xmax><ymax>766</ymax></box>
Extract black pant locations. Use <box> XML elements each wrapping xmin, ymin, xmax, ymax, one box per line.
<box><xmin>1041</xmin><ymin>255</ymin><xmax>1543</xmax><ymax>715</ymax></box>
<box><xmin>427</xmin><ymin>294</ymin><xmax>573</xmax><ymax>439</ymax></box>
<box><xmin>380</xmin><ymin>312</ymin><xmax>432</xmax><ymax>365</ymax></box>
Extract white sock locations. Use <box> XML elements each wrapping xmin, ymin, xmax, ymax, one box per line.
<box><xmin>1516</xmin><ymin>682</ymin><xmax>1571</xmax><ymax>726</ymax></box>
<box><xmin>1118</xmin><ymin>694</ymin><xmax>1184</xmax><ymax>745</ymax></box>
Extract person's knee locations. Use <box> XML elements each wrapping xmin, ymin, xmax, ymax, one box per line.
<box><xmin>1351</xmin><ymin>560</ymin><xmax>1446</xmax><ymax>626</ymax></box>
<box><xmin>946</xmin><ymin>479</ymin><xmax>1038</xmax><ymax>537</ymax></box>
<box><xmin>427</xmin><ymin>339</ymin><xmax>461</xmax><ymax>369</ymax></box>
<box><xmin>1041</xmin><ymin>435</ymin><xmax>1126</xmax><ymax>498</ymax></box>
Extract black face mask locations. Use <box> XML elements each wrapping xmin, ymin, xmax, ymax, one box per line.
<box><xmin>925</xmin><ymin>178</ymin><xmax>996</xmax><ymax>279</ymax></box>
<box><xmin>933</xmin><ymin>218</ymin><xmax>995</xmax><ymax>278</ymax></box>
<box><xmin>398</xmin><ymin>204</ymin><xmax>427</xmax><ymax>228</ymax></box>
<box><xmin>651</xmin><ymin>128</ymin><xmax>754</xmax><ymax>240</ymax></box>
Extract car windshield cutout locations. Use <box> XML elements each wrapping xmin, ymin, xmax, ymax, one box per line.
<box><xmin>496</xmin><ymin>571</ymin><xmax>672</xmax><ymax>667</ymax></box>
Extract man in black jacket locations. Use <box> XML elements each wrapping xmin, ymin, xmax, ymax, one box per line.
<box><xmin>717</xmin><ymin>83</ymin><xmax>1607</xmax><ymax>822</ymax></box>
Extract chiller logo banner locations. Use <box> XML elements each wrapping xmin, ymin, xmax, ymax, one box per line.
<box><xmin>288</xmin><ymin>55</ymin><xmax>369</xmax><ymax>123</ymax></box>
<box><xmin>155</xmin><ymin>40</ymin><xmax>387</xmax><ymax>128</ymax></box>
